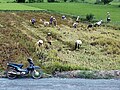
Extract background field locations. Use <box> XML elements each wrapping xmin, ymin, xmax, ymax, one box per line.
<box><xmin>0</xmin><ymin>0</ymin><xmax>119</xmax><ymax>3</ymax></box>
<box><xmin>0</xmin><ymin>0</ymin><xmax>14</xmax><ymax>3</ymax></box>
<box><xmin>0</xmin><ymin>3</ymin><xmax>42</xmax><ymax>10</ymax></box>
<box><xmin>23</xmin><ymin>3</ymin><xmax>120</xmax><ymax>24</ymax></box>
<box><xmin>0</xmin><ymin>1</ymin><xmax>120</xmax><ymax>24</ymax></box>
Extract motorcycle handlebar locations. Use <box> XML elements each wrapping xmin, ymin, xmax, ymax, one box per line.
<box><xmin>27</xmin><ymin>59</ymin><xmax>34</xmax><ymax>65</ymax></box>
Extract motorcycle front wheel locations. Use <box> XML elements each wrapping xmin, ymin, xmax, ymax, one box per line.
<box><xmin>6</xmin><ymin>68</ymin><xmax>17</xmax><ymax>79</ymax></box>
<box><xmin>31</xmin><ymin>69</ymin><xmax>43</xmax><ymax>79</ymax></box>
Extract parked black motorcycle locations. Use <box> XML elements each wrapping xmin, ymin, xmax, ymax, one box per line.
<box><xmin>6</xmin><ymin>58</ymin><xmax>43</xmax><ymax>79</ymax></box>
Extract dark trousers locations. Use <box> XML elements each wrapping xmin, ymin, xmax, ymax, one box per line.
<box><xmin>32</xmin><ymin>22</ymin><xmax>35</xmax><ymax>25</ymax></box>
<box><xmin>107</xmin><ymin>18</ymin><xmax>111</xmax><ymax>22</ymax></box>
<box><xmin>48</xmin><ymin>42</ymin><xmax>52</xmax><ymax>45</ymax></box>
<box><xmin>75</xmin><ymin>42</ymin><xmax>80</xmax><ymax>50</ymax></box>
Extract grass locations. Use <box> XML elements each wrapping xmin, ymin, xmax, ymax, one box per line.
<box><xmin>0</xmin><ymin>1</ymin><xmax>119</xmax><ymax>23</ymax></box>
<box><xmin>1</xmin><ymin>12</ymin><xmax>120</xmax><ymax>73</ymax></box>
<box><xmin>0</xmin><ymin>0</ymin><xmax>14</xmax><ymax>3</ymax></box>
<box><xmin>110</xmin><ymin>0</ymin><xmax>120</xmax><ymax>5</ymax></box>
<box><xmin>23</xmin><ymin>3</ymin><xmax>120</xmax><ymax>23</ymax></box>
<box><xmin>0</xmin><ymin>3</ymin><xmax>42</xmax><ymax>10</ymax></box>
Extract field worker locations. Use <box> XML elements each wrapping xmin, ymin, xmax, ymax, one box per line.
<box><xmin>62</xmin><ymin>15</ymin><xmax>66</xmax><ymax>20</ymax></box>
<box><xmin>94</xmin><ymin>20</ymin><xmax>102</xmax><ymax>27</ymax></box>
<box><xmin>37</xmin><ymin>40</ymin><xmax>43</xmax><ymax>47</ymax></box>
<box><xmin>107</xmin><ymin>12</ymin><xmax>111</xmax><ymax>23</ymax></box>
<box><xmin>75</xmin><ymin>40</ymin><xmax>82</xmax><ymax>50</ymax></box>
<box><xmin>50</xmin><ymin>16</ymin><xmax>53</xmax><ymax>25</ymax></box>
<box><xmin>53</xmin><ymin>18</ymin><xmax>57</xmax><ymax>26</ymax></box>
<box><xmin>30</xmin><ymin>18</ymin><xmax>36</xmax><ymax>25</ymax></box>
<box><xmin>76</xmin><ymin>16</ymin><xmax>80</xmax><ymax>23</ymax></box>
<box><xmin>46</xmin><ymin>33</ymin><xmax>52</xmax><ymax>45</ymax></box>
<box><xmin>35</xmin><ymin>40</ymin><xmax>44</xmax><ymax>53</ymax></box>
<box><xmin>73</xmin><ymin>22</ymin><xmax>77</xmax><ymax>28</ymax></box>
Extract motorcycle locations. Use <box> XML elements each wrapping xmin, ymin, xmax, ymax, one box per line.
<box><xmin>6</xmin><ymin>58</ymin><xmax>43</xmax><ymax>79</ymax></box>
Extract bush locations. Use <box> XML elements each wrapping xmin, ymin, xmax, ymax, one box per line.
<box><xmin>77</xmin><ymin>71</ymin><xmax>95</xmax><ymax>79</ymax></box>
<box><xmin>44</xmin><ymin>61</ymin><xmax>72</xmax><ymax>74</ymax></box>
<box><xmin>95</xmin><ymin>0</ymin><xmax>102</xmax><ymax>4</ymax></box>
<box><xmin>64</xmin><ymin>0</ymin><xmax>67</xmax><ymax>2</ymax></box>
<box><xmin>101</xmin><ymin>0</ymin><xmax>113</xmax><ymax>5</ymax></box>
<box><xmin>48</xmin><ymin>0</ymin><xmax>55</xmax><ymax>2</ymax></box>
<box><xmin>16</xmin><ymin>0</ymin><xmax>25</xmax><ymax>3</ymax></box>
<box><xmin>86</xmin><ymin>14</ymin><xmax>94</xmax><ymax>22</ymax></box>
<box><xmin>28</xmin><ymin>0</ymin><xmax>35</xmax><ymax>3</ymax></box>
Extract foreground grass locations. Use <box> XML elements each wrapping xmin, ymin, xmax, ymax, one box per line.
<box><xmin>23</xmin><ymin>3</ymin><xmax>120</xmax><ymax>23</ymax></box>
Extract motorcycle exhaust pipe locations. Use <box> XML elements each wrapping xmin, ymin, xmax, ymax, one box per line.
<box><xmin>8</xmin><ymin>72</ymin><xmax>21</xmax><ymax>75</ymax></box>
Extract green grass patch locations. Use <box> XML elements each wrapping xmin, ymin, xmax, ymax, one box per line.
<box><xmin>0</xmin><ymin>3</ymin><xmax>42</xmax><ymax>10</ymax></box>
<box><xmin>0</xmin><ymin>0</ymin><xmax>14</xmax><ymax>3</ymax></box>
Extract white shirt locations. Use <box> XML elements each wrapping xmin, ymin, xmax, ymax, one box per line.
<box><xmin>76</xmin><ymin>40</ymin><xmax>82</xmax><ymax>45</ymax></box>
<box><xmin>37</xmin><ymin>40</ymin><xmax>43</xmax><ymax>44</ymax></box>
<box><xmin>96</xmin><ymin>20</ymin><xmax>102</xmax><ymax>25</ymax></box>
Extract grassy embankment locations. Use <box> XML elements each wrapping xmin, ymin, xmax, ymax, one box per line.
<box><xmin>0</xmin><ymin>12</ymin><xmax>120</xmax><ymax>74</ymax></box>
<box><xmin>0</xmin><ymin>1</ymin><xmax>120</xmax><ymax>73</ymax></box>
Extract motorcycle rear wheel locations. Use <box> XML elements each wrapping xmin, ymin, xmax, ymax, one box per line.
<box><xmin>6</xmin><ymin>68</ymin><xmax>17</xmax><ymax>79</ymax></box>
<box><xmin>31</xmin><ymin>69</ymin><xmax>43</xmax><ymax>79</ymax></box>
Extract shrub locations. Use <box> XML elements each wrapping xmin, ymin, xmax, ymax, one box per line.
<box><xmin>16</xmin><ymin>0</ymin><xmax>26</xmax><ymax>3</ymax></box>
<box><xmin>48</xmin><ymin>0</ymin><xmax>55</xmax><ymax>2</ymax></box>
<box><xmin>95</xmin><ymin>0</ymin><xmax>102</xmax><ymax>4</ymax></box>
<box><xmin>77</xmin><ymin>71</ymin><xmax>96</xmax><ymax>79</ymax></box>
<box><xmin>36</xmin><ymin>0</ymin><xmax>44</xmax><ymax>2</ymax></box>
<box><xmin>86</xmin><ymin>14</ymin><xmax>94</xmax><ymax>22</ymax></box>
<box><xmin>101</xmin><ymin>0</ymin><xmax>113</xmax><ymax>5</ymax></box>
<box><xmin>44</xmin><ymin>61</ymin><xmax>72</xmax><ymax>74</ymax></box>
<box><xmin>28</xmin><ymin>0</ymin><xmax>35</xmax><ymax>3</ymax></box>
<box><xmin>64</xmin><ymin>0</ymin><xmax>67</xmax><ymax>2</ymax></box>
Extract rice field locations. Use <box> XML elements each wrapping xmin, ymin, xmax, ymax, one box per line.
<box><xmin>23</xmin><ymin>3</ymin><xmax>120</xmax><ymax>23</ymax></box>
<box><xmin>0</xmin><ymin>3</ymin><xmax>42</xmax><ymax>10</ymax></box>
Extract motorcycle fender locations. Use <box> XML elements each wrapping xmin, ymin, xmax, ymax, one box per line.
<box><xmin>33</xmin><ymin>66</ymin><xmax>40</xmax><ymax>69</ymax></box>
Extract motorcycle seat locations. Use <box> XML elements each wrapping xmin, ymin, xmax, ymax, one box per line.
<box><xmin>9</xmin><ymin>63</ymin><xmax>23</xmax><ymax>68</ymax></box>
<box><xmin>17</xmin><ymin>68</ymin><xmax>27</xmax><ymax>72</ymax></box>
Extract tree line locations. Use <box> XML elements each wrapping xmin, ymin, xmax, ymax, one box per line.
<box><xmin>16</xmin><ymin>0</ymin><xmax>114</xmax><ymax>4</ymax></box>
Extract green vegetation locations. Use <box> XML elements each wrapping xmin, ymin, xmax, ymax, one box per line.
<box><xmin>23</xmin><ymin>3</ymin><xmax>120</xmax><ymax>23</ymax></box>
<box><xmin>0</xmin><ymin>12</ymin><xmax>120</xmax><ymax>74</ymax></box>
<box><xmin>77</xmin><ymin>71</ymin><xmax>96</xmax><ymax>79</ymax></box>
<box><xmin>0</xmin><ymin>3</ymin><xmax>41</xmax><ymax>10</ymax></box>
<box><xmin>0</xmin><ymin>1</ymin><xmax>120</xmax><ymax>23</ymax></box>
<box><xmin>86</xmin><ymin>14</ymin><xmax>94</xmax><ymax>21</ymax></box>
<box><xmin>0</xmin><ymin>0</ymin><xmax>120</xmax><ymax>74</ymax></box>
<box><xmin>111</xmin><ymin>0</ymin><xmax>120</xmax><ymax>5</ymax></box>
<box><xmin>0</xmin><ymin>0</ymin><xmax>15</xmax><ymax>3</ymax></box>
